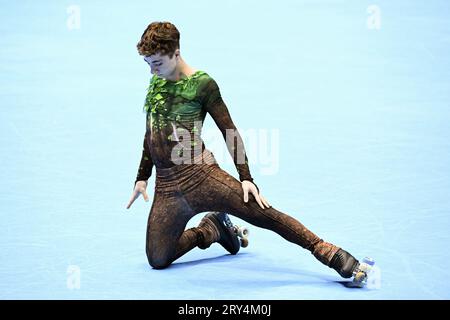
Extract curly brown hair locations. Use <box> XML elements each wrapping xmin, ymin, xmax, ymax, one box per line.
<box><xmin>137</xmin><ymin>21</ymin><xmax>180</xmax><ymax>58</ymax></box>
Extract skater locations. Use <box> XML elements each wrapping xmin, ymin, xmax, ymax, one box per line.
<box><xmin>126</xmin><ymin>21</ymin><xmax>369</xmax><ymax>282</ymax></box>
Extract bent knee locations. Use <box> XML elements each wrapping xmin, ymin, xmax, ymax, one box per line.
<box><xmin>146</xmin><ymin>249</ymin><xmax>172</xmax><ymax>269</ymax></box>
<box><xmin>150</xmin><ymin>261</ymin><xmax>171</xmax><ymax>269</ymax></box>
<box><xmin>148</xmin><ymin>256</ymin><xmax>172</xmax><ymax>269</ymax></box>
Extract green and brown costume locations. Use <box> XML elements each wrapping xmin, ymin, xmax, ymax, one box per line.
<box><xmin>134</xmin><ymin>70</ymin><xmax>340</xmax><ymax>269</ymax></box>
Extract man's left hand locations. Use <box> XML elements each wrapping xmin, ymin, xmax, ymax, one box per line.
<box><xmin>241</xmin><ymin>180</ymin><xmax>271</xmax><ymax>209</ymax></box>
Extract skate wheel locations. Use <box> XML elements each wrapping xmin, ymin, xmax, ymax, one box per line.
<box><xmin>236</xmin><ymin>226</ymin><xmax>249</xmax><ymax>238</ymax></box>
<box><xmin>353</xmin><ymin>272</ymin><xmax>366</xmax><ymax>284</ymax></box>
<box><xmin>240</xmin><ymin>238</ymin><xmax>249</xmax><ymax>248</ymax></box>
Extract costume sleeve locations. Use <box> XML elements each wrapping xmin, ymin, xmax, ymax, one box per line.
<box><xmin>200</xmin><ymin>77</ymin><xmax>257</xmax><ymax>187</ymax></box>
<box><xmin>134</xmin><ymin>130</ymin><xmax>154</xmax><ymax>188</ymax></box>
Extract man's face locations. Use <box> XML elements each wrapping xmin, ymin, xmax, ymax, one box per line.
<box><xmin>143</xmin><ymin>51</ymin><xmax>178</xmax><ymax>77</ymax></box>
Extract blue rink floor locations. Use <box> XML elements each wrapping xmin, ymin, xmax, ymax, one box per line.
<box><xmin>1</xmin><ymin>0</ymin><xmax>449</xmax><ymax>299</ymax></box>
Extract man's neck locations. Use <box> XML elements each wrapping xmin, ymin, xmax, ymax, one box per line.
<box><xmin>166</xmin><ymin>60</ymin><xmax>194</xmax><ymax>82</ymax></box>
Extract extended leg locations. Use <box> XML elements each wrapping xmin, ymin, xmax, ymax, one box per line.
<box><xmin>185</xmin><ymin>166</ymin><xmax>341</xmax><ymax>266</ymax></box>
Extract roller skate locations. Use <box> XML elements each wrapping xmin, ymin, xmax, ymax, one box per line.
<box><xmin>351</xmin><ymin>257</ymin><xmax>377</xmax><ymax>288</ymax></box>
<box><xmin>330</xmin><ymin>249</ymin><xmax>376</xmax><ymax>288</ymax></box>
<box><xmin>202</xmin><ymin>212</ymin><xmax>249</xmax><ymax>255</ymax></box>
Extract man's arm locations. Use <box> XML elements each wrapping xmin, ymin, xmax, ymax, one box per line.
<box><xmin>134</xmin><ymin>131</ymin><xmax>154</xmax><ymax>188</ymax></box>
<box><xmin>200</xmin><ymin>77</ymin><xmax>257</xmax><ymax>187</ymax></box>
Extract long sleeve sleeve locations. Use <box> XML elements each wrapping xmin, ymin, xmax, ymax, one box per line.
<box><xmin>200</xmin><ymin>77</ymin><xmax>255</xmax><ymax>184</ymax></box>
<box><xmin>134</xmin><ymin>131</ymin><xmax>154</xmax><ymax>188</ymax></box>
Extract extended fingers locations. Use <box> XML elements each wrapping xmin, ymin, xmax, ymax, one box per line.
<box><xmin>142</xmin><ymin>190</ymin><xmax>149</xmax><ymax>202</ymax></box>
<box><xmin>252</xmin><ymin>190</ymin><xmax>265</xmax><ymax>209</ymax></box>
<box><xmin>260</xmin><ymin>195</ymin><xmax>271</xmax><ymax>208</ymax></box>
<box><xmin>126</xmin><ymin>191</ymin><xmax>139</xmax><ymax>209</ymax></box>
<box><xmin>243</xmin><ymin>188</ymin><xmax>249</xmax><ymax>202</ymax></box>
<box><xmin>253</xmin><ymin>193</ymin><xmax>271</xmax><ymax>210</ymax></box>
<box><xmin>126</xmin><ymin>196</ymin><xmax>135</xmax><ymax>209</ymax></box>
<box><xmin>255</xmin><ymin>196</ymin><xmax>265</xmax><ymax>209</ymax></box>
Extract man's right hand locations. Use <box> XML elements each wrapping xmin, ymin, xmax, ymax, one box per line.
<box><xmin>126</xmin><ymin>180</ymin><xmax>149</xmax><ymax>209</ymax></box>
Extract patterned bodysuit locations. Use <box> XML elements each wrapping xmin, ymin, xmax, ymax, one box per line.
<box><xmin>134</xmin><ymin>70</ymin><xmax>340</xmax><ymax>269</ymax></box>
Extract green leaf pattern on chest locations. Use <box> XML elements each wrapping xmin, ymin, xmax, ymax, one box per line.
<box><xmin>143</xmin><ymin>71</ymin><xmax>207</xmax><ymax>131</ymax></box>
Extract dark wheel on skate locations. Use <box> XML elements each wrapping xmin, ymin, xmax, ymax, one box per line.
<box><xmin>240</xmin><ymin>238</ymin><xmax>249</xmax><ymax>248</ymax></box>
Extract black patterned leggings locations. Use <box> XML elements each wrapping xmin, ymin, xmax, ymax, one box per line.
<box><xmin>146</xmin><ymin>149</ymin><xmax>340</xmax><ymax>269</ymax></box>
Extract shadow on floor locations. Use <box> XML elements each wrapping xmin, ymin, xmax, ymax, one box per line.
<box><xmin>145</xmin><ymin>252</ymin><xmax>365</xmax><ymax>289</ymax></box>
